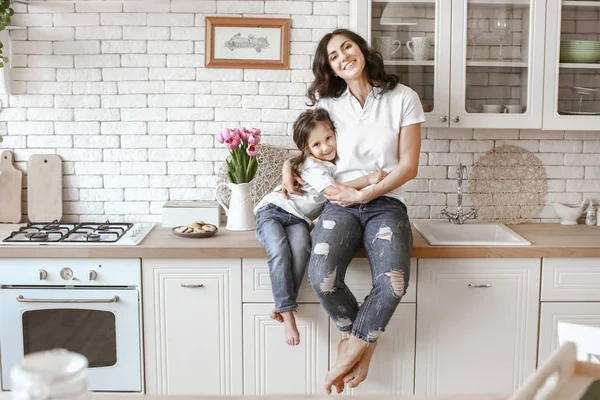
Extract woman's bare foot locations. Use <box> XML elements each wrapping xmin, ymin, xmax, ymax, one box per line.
<box><xmin>343</xmin><ymin>342</ymin><xmax>377</xmax><ymax>388</ymax></box>
<box><xmin>324</xmin><ymin>336</ymin><xmax>367</xmax><ymax>394</ymax></box>
<box><xmin>330</xmin><ymin>338</ymin><xmax>349</xmax><ymax>394</ymax></box>
<box><xmin>281</xmin><ymin>311</ymin><xmax>300</xmax><ymax>346</ymax></box>
<box><xmin>269</xmin><ymin>307</ymin><xmax>283</xmax><ymax>323</ymax></box>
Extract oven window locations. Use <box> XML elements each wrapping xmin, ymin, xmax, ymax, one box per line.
<box><xmin>22</xmin><ymin>309</ymin><xmax>117</xmax><ymax>368</ymax></box>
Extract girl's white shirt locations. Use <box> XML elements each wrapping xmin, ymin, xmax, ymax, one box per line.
<box><xmin>318</xmin><ymin>83</ymin><xmax>425</xmax><ymax>203</ymax></box>
<box><xmin>254</xmin><ymin>156</ymin><xmax>336</xmax><ymax>226</ymax></box>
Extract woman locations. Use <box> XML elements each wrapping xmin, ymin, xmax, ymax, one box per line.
<box><xmin>282</xmin><ymin>29</ymin><xmax>425</xmax><ymax>394</ymax></box>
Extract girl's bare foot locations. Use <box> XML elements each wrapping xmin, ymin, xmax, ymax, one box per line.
<box><xmin>324</xmin><ymin>336</ymin><xmax>367</xmax><ymax>394</ymax></box>
<box><xmin>269</xmin><ymin>307</ymin><xmax>283</xmax><ymax>323</ymax></box>
<box><xmin>281</xmin><ymin>311</ymin><xmax>300</xmax><ymax>346</ymax></box>
<box><xmin>343</xmin><ymin>342</ymin><xmax>377</xmax><ymax>388</ymax></box>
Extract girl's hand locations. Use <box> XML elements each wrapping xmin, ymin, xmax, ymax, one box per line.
<box><xmin>324</xmin><ymin>184</ymin><xmax>364</xmax><ymax>207</ymax></box>
<box><xmin>368</xmin><ymin>170</ymin><xmax>389</xmax><ymax>185</ymax></box>
<box><xmin>281</xmin><ymin>160</ymin><xmax>306</xmax><ymax>198</ymax></box>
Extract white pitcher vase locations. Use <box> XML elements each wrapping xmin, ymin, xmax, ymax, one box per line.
<box><xmin>215</xmin><ymin>182</ymin><xmax>255</xmax><ymax>231</ymax></box>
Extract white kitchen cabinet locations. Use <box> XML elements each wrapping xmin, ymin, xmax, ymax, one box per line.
<box><xmin>350</xmin><ymin>0</ymin><xmax>547</xmax><ymax>129</ymax></box>
<box><xmin>538</xmin><ymin>258</ymin><xmax>600</xmax><ymax>364</ymax></box>
<box><xmin>242</xmin><ymin>303</ymin><xmax>329</xmax><ymax>395</ymax></box>
<box><xmin>415</xmin><ymin>258</ymin><xmax>540</xmax><ymax>396</ymax></box>
<box><xmin>329</xmin><ymin>303</ymin><xmax>416</xmax><ymax>396</ymax></box>
<box><xmin>538</xmin><ymin>302</ymin><xmax>600</xmax><ymax>365</ymax></box>
<box><xmin>242</xmin><ymin>258</ymin><xmax>417</xmax><ymax>303</ymax></box>
<box><xmin>542</xmin><ymin>0</ymin><xmax>600</xmax><ymax>130</ymax></box>
<box><xmin>142</xmin><ymin>259</ymin><xmax>242</xmax><ymax>395</ymax></box>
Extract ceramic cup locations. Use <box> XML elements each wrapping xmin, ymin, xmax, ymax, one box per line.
<box><xmin>406</xmin><ymin>37</ymin><xmax>432</xmax><ymax>61</ymax></box>
<box><xmin>372</xmin><ymin>36</ymin><xmax>402</xmax><ymax>60</ymax></box>
<box><xmin>503</xmin><ymin>105</ymin><xmax>523</xmax><ymax>113</ymax></box>
<box><xmin>482</xmin><ymin>104</ymin><xmax>503</xmax><ymax>113</ymax></box>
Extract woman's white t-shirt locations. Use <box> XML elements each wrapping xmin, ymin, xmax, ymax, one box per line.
<box><xmin>254</xmin><ymin>157</ymin><xmax>336</xmax><ymax>226</ymax></box>
<box><xmin>318</xmin><ymin>84</ymin><xmax>425</xmax><ymax>203</ymax></box>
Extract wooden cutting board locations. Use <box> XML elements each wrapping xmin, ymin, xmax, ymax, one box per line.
<box><xmin>0</xmin><ymin>150</ymin><xmax>23</xmax><ymax>223</ymax></box>
<box><xmin>28</xmin><ymin>154</ymin><xmax>63</xmax><ymax>223</ymax></box>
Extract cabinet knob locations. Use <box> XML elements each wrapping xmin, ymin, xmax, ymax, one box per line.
<box><xmin>453</xmin><ymin>116</ymin><xmax>460</xmax><ymax>123</ymax></box>
<box><xmin>181</xmin><ymin>284</ymin><xmax>204</xmax><ymax>288</ymax></box>
<box><xmin>38</xmin><ymin>270</ymin><xmax>48</xmax><ymax>280</ymax></box>
<box><xmin>440</xmin><ymin>115</ymin><xmax>447</xmax><ymax>122</ymax></box>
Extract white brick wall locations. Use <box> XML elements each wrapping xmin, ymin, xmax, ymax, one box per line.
<box><xmin>1</xmin><ymin>0</ymin><xmax>599</xmax><ymax>223</ymax></box>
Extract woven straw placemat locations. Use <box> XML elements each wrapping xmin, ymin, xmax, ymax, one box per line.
<box><xmin>469</xmin><ymin>145</ymin><xmax>547</xmax><ymax>224</ymax></box>
<box><xmin>215</xmin><ymin>144</ymin><xmax>291</xmax><ymax>208</ymax></box>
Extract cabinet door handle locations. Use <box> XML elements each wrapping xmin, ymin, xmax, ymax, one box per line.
<box><xmin>468</xmin><ymin>283</ymin><xmax>491</xmax><ymax>288</ymax></box>
<box><xmin>453</xmin><ymin>116</ymin><xmax>460</xmax><ymax>123</ymax></box>
<box><xmin>181</xmin><ymin>284</ymin><xmax>204</xmax><ymax>288</ymax></box>
<box><xmin>440</xmin><ymin>115</ymin><xmax>447</xmax><ymax>122</ymax></box>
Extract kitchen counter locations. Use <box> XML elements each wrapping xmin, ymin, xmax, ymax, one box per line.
<box><xmin>0</xmin><ymin>223</ymin><xmax>598</xmax><ymax>258</ymax></box>
<box><xmin>0</xmin><ymin>395</ymin><xmax>503</xmax><ymax>400</ymax></box>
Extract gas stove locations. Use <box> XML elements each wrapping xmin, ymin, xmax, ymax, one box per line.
<box><xmin>0</xmin><ymin>221</ymin><xmax>155</xmax><ymax>246</ymax></box>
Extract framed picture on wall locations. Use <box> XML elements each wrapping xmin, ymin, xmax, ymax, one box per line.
<box><xmin>205</xmin><ymin>16</ymin><xmax>291</xmax><ymax>70</ymax></box>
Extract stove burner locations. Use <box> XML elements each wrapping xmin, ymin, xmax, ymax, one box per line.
<box><xmin>25</xmin><ymin>232</ymin><xmax>49</xmax><ymax>241</ymax></box>
<box><xmin>44</xmin><ymin>221</ymin><xmax>61</xmax><ymax>230</ymax></box>
<box><xmin>21</xmin><ymin>227</ymin><xmax>41</xmax><ymax>234</ymax></box>
<box><xmin>87</xmin><ymin>233</ymin><xmax>101</xmax><ymax>241</ymax></box>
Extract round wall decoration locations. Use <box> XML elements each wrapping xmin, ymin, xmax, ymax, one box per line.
<box><xmin>469</xmin><ymin>145</ymin><xmax>547</xmax><ymax>224</ymax></box>
<box><xmin>215</xmin><ymin>144</ymin><xmax>292</xmax><ymax>208</ymax></box>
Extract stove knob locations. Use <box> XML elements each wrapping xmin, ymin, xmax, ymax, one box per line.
<box><xmin>38</xmin><ymin>269</ymin><xmax>48</xmax><ymax>280</ymax></box>
<box><xmin>88</xmin><ymin>270</ymin><xmax>98</xmax><ymax>281</ymax></box>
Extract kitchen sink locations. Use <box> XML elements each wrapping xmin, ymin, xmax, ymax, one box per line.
<box><xmin>412</xmin><ymin>220</ymin><xmax>531</xmax><ymax>246</ymax></box>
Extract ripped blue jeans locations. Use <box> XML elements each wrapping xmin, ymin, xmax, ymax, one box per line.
<box><xmin>308</xmin><ymin>196</ymin><xmax>412</xmax><ymax>343</ymax></box>
<box><xmin>256</xmin><ymin>204</ymin><xmax>311</xmax><ymax>313</ymax></box>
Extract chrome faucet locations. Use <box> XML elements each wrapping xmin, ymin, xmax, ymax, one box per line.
<box><xmin>440</xmin><ymin>163</ymin><xmax>478</xmax><ymax>224</ymax></box>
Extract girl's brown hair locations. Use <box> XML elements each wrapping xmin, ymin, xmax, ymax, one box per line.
<box><xmin>307</xmin><ymin>29</ymin><xmax>399</xmax><ymax>106</ymax></box>
<box><xmin>289</xmin><ymin>108</ymin><xmax>336</xmax><ymax>177</ymax></box>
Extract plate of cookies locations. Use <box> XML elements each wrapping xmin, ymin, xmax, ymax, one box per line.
<box><xmin>172</xmin><ymin>221</ymin><xmax>218</xmax><ymax>238</ymax></box>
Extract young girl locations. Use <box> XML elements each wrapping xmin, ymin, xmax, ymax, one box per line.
<box><xmin>254</xmin><ymin>108</ymin><xmax>387</xmax><ymax>346</ymax></box>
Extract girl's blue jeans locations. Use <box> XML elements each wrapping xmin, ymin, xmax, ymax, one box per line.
<box><xmin>308</xmin><ymin>196</ymin><xmax>412</xmax><ymax>343</ymax></box>
<box><xmin>255</xmin><ymin>204</ymin><xmax>311</xmax><ymax>313</ymax></box>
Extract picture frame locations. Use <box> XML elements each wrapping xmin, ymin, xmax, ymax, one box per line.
<box><xmin>205</xmin><ymin>16</ymin><xmax>291</xmax><ymax>70</ymax></box>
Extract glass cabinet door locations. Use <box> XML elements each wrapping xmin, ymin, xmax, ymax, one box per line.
<box><xmin>352</xmin><ymin>0</ymin><xmax>451</xmax><ymax>128</ymax></box>
<box><xmin>543</xmin><ymin>0</ymin><xmax>600</xmax><ymax>130</ymax></box>
<box><xmin>450</xmin><ymin>0</ymin><xmax>546</xmax><ymax>129</ymax></box>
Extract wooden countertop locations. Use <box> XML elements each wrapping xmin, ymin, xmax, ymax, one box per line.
<box><xmin>0</xmin><ymin>222</ymin><xmax>598</xmax><ymax>259</ymax></box>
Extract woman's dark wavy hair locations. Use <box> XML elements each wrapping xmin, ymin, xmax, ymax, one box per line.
<box><xmin>307</xmin><ymin>29</ymin><xmax>399</xmax><ymax>106</ymax></box>
<box><xmin>289</xmin><ymin>108</ymin><xmax>336</xmax><ymax>177</ymax></box>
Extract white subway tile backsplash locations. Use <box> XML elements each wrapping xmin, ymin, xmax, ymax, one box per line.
<box><xmin>104</xmin><ymin>175</ymin><xmax>149</xmax><ymax>188</ymax></box>
<box><xmin>2</xmin><ymin>0</ymin><xmax>597</xmax><ymax>223</ymax></box>
<box><xmin>76</xmin><ymin>26</ymin><xmax>122</xmax><ymax>40</ymax></box>
<box><xmin>55</xmin><ymin>95</ymin><xmax>101</xmax><ymax>108</ymax></box>
<box><xmin>73</xmin><ymin>135</ymin><xmax>120</xmax><ymax>148</ymax></box>
<box><xmin>168</xmin><ymin>108</ymin><xmax>213</xmax><ymax>121</ymax></box>
<box><xmin>55</xmin><ymin>122</ymin><xmax>100</xmax><ymax>135</ymax></box>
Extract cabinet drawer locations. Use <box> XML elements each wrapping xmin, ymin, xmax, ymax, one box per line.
<box><xmin>542</xmin><ymin>258</ymin><xmax>600</xmax><ymax>301</ymax></box>
<box><xmin>242</xmin><ymin>258</ymin><xmax>417</xmax><ymax>303</ymax></box>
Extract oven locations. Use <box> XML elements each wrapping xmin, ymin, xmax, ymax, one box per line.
<box><xmin>0</xmin><ymin>258</ymin><xmax>143</xmax><ymax>393</ymax></box>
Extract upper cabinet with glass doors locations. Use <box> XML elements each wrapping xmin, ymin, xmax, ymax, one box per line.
<box><xmin>350</xmin><ymin>0</ymin><xmax>547</xmax><ymax>129</ymax></box>
<box><xmin>543</xmin><ymin>0</ymin><xmax>600</xmax><ymax>130</ymax></box>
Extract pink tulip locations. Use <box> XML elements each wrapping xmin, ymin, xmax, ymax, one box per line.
<box><xmin>247</xmin><ymin>133</ymin><xmax>261</xmax><ymax>145</ymax></box>
<box><xmin>246</xmin><ymin>144</ymin><xmax>258</xmax><ymax>156</ymax></box>
<box><xmin>239</xmin><ymin>127</ymin><xmax>250</xmax><ymax>142</ymax></box>
<box><xmin>250</xmin><ymin>128</ymin><xmax>261</xmax><ymax>136</ymax></box>
<box><xmin>225</xmin><ymin>133</ymin><xmax>241</xmax><ymax>150</ymax></box>
<box><xmin>217</xmin><ymin>128</ymin><xmax>231</xmax><ymax>144</ymax></box>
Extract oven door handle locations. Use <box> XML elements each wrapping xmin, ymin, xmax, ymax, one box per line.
<box><xmin>16</xmin><ymin>295</ymin><xmax>120</xmax><ymax>304</ymax></box>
